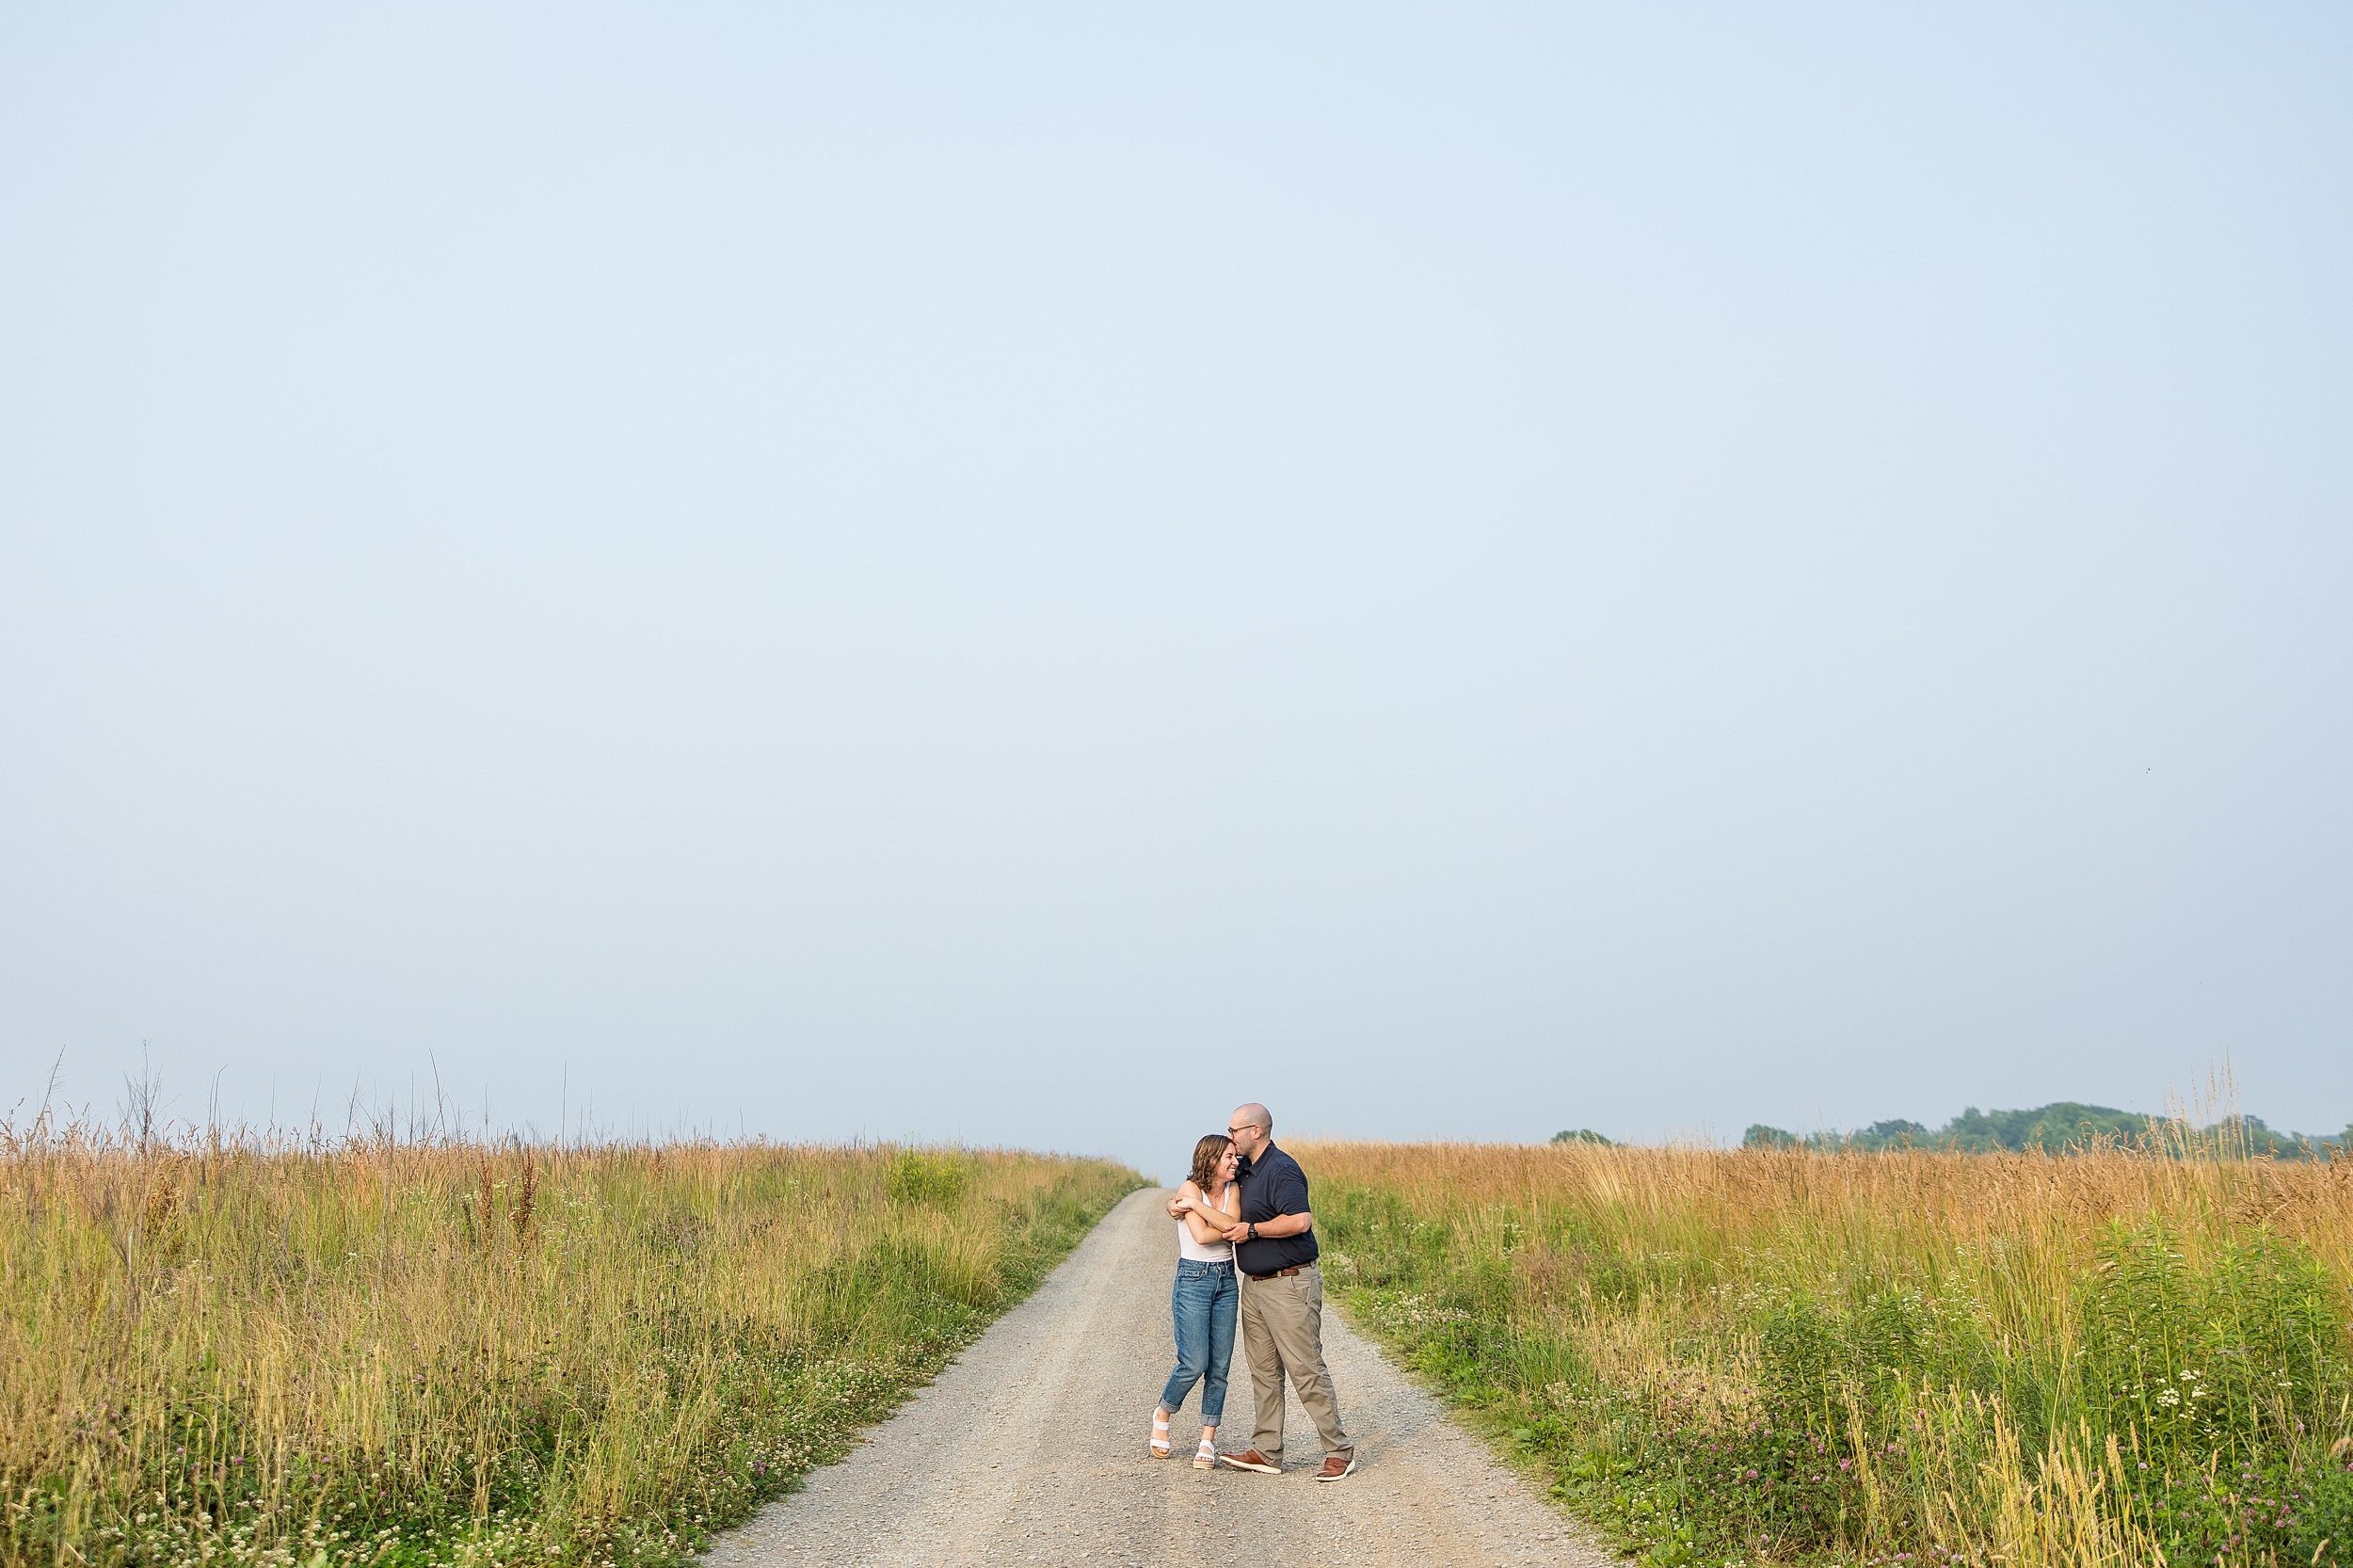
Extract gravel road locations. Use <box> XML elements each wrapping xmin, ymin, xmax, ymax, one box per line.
<box><xmin>702</xmin><ymin>1189</ymin><xmax>1615</xmax><ymax>1567</ymax></box>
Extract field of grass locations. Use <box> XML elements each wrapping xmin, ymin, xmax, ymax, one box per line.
<box><xmin>0</xmin><ymin>1122</ymin><xmax>1138</xmax><ymax>1568</ymax></box>
<box><xmin>1308</xmin><ymin>1138</ymin><xmax>2353</xmax><ymax>1568</ymax></box>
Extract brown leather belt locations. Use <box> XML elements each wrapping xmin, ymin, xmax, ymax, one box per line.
<box><xmin>1245</xmin><ymin>1265</ymin><xmax>1305</xmax><ymax>1281</ymax></box>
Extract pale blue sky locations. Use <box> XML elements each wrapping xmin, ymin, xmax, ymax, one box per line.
<box><xmin>4</xmin><ymin>5</ymin><xmax>2348</xmax><ymax>1177</ymax></box>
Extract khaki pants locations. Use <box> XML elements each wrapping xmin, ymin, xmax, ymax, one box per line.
<box><xmin>1238</xmin><ymin>1263</ymin><xmax>1353</xmax><ymax>1464</ymax></box>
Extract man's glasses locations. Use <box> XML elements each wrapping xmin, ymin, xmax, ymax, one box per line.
<box><xmin>1228</xmin><ymin>1125</ymin><xmax>1264</xmax><ymax>1137</ymax></box>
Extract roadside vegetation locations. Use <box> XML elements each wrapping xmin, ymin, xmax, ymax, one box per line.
<box><xmin>1310</xmin><ymin>1134</ymin><xmax>2353</xmax><ymax>1568</ymax></box>
<box><xmin>0</xmin><ymin>1115</ymin><xmax>1138</xmax><ymax>1568</ymax></box>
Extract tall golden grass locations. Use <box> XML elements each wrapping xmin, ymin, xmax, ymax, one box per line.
<box><xmin>1305</xmin><ymin>1138</ymin><xmax>2353</xmax><ymax>1568</ymax></box>
<box><xmin>0</xmin><ymin>1120</ymin><xmax>1137</xmax><ymax>1568</ymax></box>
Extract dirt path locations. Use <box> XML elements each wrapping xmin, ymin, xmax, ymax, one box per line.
<box><xmin>702</xmin><ymin>1189</ymin><xmax>1614</xmax><ymax>1567</ymax></box>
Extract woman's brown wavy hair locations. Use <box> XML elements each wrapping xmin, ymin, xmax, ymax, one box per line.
<box><xmin>1188</xmin><ymin>1132</ymin><xmax>1233</xmax><ymax>1192</ymax></box>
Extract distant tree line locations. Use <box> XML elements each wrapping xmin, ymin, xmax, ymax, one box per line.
<box><xmin>1737</xmin><ymin>1101</ymin><xmax>2353</xmax><ymax>1158</ymax></box>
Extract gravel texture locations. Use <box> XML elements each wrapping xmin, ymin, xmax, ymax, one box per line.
<box><xmin>701</xmin><ymin>1189</ymin><xmax>1616</xmax><ymax>1566</ymax></box>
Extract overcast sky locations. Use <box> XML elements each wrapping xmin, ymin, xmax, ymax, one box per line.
<box><xmin>4</xmin><ymin>5</ymin><xmax>2348</xmax><ymax>1179</ymax></box>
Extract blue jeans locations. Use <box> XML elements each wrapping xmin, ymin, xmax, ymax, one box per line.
<box><xmin>1159</xmin><ymin>1258</ymin><xmax>1238</xmax><ymax>1427</ymax></box>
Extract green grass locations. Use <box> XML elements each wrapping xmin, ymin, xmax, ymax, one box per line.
<box><xmin>0</xmin><ymin>1128</ymin><xmax>1141</xmax><ymax>1568</ymax></box>
<box><xmin>1306</xmin><ymin>1139</ymin><xmax>2353</xmax><ymax>1568</ymax></box>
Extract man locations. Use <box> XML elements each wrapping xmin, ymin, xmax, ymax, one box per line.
<box><xmin>1174</xmin><ymin>1102</ymin><xmax>1355</xmax><ymax>1480</ymax></box>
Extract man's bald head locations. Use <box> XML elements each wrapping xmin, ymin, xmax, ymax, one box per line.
<box><xmin>1228</xmin><ymin>1103</ymin><xmax>1273</xmax><ymax>1160</ymax></box>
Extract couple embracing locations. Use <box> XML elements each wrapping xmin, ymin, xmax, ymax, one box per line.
<box><xmin>1148</xmin><ymin>1103</ymin><xmax>1355</xmax><ymax>1480</ymax></box>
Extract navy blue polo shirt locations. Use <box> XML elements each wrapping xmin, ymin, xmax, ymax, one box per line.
<box><xmin>1234</xmin><ymin>1142</ymin><xmax>1318</xmax><ymax>1275</ymax></box>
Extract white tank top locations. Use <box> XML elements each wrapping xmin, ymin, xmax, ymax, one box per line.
<box><xmin>1176</xmin><ymin>1181</ymin><xmax>1237</xmax><ymax>1262</ymax></box>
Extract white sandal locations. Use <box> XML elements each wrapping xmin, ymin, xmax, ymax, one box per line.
<box><xmin>1193</xmin><ymin>1436</ymin><xmax>1217</xmax><ymax>1470</ymax></box>
<box><xmin>1149</xmin><ymin>1409</ymin><xmax>1172</xmax><ymax>1458</ymax></box>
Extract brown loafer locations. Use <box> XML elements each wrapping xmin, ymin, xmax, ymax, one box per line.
<box><xmin>1218</xmin><ymin>1448</ymin><xmax>1281</xmax><ymax>1474</ymax></box>
<box><xmin>1316</xmin><ymin>1453</ymin><xmax>1357</xmax><ymax>1481</ymax></box>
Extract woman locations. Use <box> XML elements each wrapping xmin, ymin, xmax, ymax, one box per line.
<box><xmin>1151</xmin><ymin>1132</ymin><xmax>1241</xmax><ymax>1467</ymax></box>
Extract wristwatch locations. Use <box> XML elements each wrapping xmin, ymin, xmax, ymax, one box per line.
<box><xmin>1246</xmin><ymin>1222</ymin><xmax>1259</xmax><ymax>1240</ymax></box>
